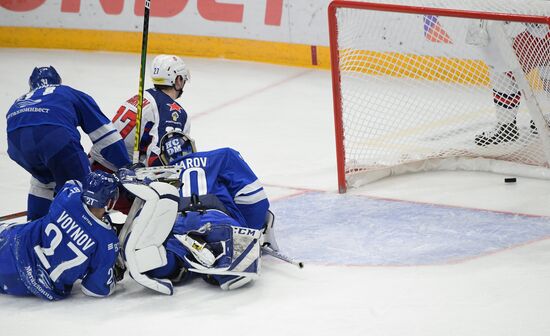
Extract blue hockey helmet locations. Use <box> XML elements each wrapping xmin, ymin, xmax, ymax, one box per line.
<box><xmin>29</xmin><ymin>66</ymin><xmax>61</xmax><ymax>90</ymax></box>
<box><xmin>81</xmin><ymin>171</ymin><xmax>119</xmax><ymax>210</ymax></box>
<box><xmin>159</xmin><ymin>131</ymin><xmax>196</xmax><ymax>165</ymax></box>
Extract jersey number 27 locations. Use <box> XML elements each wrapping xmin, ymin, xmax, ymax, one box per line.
<box><xmin>34</xmin><ymin>223</ymin><xmax>88</xmax><ymax>282</ymax></box>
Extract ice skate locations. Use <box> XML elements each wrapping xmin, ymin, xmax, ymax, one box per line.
<box><xmin>475</xmin><ymin>121</ymin><xmax>519</xmax><ymax>146</ymax></box>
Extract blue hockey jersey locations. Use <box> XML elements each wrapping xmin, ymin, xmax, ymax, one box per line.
<box><xmin>145</xmin><ymin>148</ymin><xmax>266</xmax><ymax>283</ymax></box>
<box><xmin>5</xmin><ymin>181</ymin><xmax>119</xmax><ymax>300</ymax></box>
<box><xmin>172</xmin><ymin>148</ymin><xmax>269</xmax><ymax>230</ymax></box>
<box><xmin>6</xmin><ymin>84</ymin><xmax>130</xmax><ymax>170</ymax></box>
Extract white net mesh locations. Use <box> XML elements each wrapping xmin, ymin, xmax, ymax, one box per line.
<box><xmin>331</xmin><ymin>0</ymin><xmax>550</xmax><ymax>189</ymax></box>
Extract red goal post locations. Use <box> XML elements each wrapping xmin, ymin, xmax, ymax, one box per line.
<box><xmin>329</xmin><ymin>0</ymin><xmax>550</xmax><ymax>193</ymax></box>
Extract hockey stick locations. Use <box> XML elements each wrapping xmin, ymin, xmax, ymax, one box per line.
<box><xmin>132</xmin><ymin>0</ymin><xmax>152</xmax><ymax>164</ymax></box>
<box><xmin>262</xmin><ymin>246</ymin><xmax>304</xmax><ymax>269</ymax></box>
<box><xmin>0</xmin><ymin>210</ymin><xmax>27</xmax><ymax>222</ymax></box>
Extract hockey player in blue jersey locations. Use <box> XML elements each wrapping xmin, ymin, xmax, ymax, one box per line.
<box><xmin>6</xmin><ymin>66</ymin><xmax>131</xmax><ymax>220</ymax></box>
<box><xmin>119</xmin><ymin>131</ymin><xmax>274</xmax><ymax>292</ymax></box>
<box><xmin>160</xmin><ymin>131</ymin><xmax>269</xmax><ymax>231</ymax></box>
<box><xmin>0</xmin><ymin>170</ymin><xmax>121</xmax><ymax>301</ymax></box>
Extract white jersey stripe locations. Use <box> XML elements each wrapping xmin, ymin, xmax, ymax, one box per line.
<box><xmin>89</xmin><ymin>132</ymin><xmax>125</xmax><ymax>171</ymax></box>
<box><xmin>29</xmin><ymin>177</ymin><xmax>55</xmax><ymax>200</ymax></box>
<box><xmin>235</xmin><ymin>189</ymin><xmax>268</xmax><ymax>205</ymax></box>
<box><xmin>235</xmin><ymin>180</ymin><xmax>263</xmax><ymax>197</ymax></box>
<box><xmin>89</xmin><ymin>123</ymin><xmax>117</xmax><ymax>143</ymax></box>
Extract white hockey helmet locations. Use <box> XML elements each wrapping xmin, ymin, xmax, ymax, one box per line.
<box><xmin>151</xmin><ymin>55</ymin><xmax>190</xmax><ymax>86</ymax></box>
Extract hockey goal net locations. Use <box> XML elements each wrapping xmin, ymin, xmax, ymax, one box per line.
<box><xmin>329</xmin><ymin>0</ymin><xmax>550</xmax><ymax>192</ymax></box>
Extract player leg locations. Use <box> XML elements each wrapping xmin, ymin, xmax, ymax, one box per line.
<box><xmin>470</xmin><ymin>21</ymin><xmax>522</xmax><ymax>146</ymax></box>
<box><xmin>475</xmin><ymin>71</ymin><xmax>521</xmax><ymax>146</ymax></box>
<box><xmin>8</xmin><ymin>126</ymin><xmax>91</xmax><ymax>219</ymax></box>
<box><xmin>30</xmin><ymin>134</ymin><xmax>91</xmax><ymax>220</ymax></box>
<box><xmin>526</xmin><ymin>64</ymin><xmax>550</xmax><ymax>134</ymax></box>
<box><xmin>27</xmin><ymin>177</ymin><xmax>55</xmax><ymax>221</ymax></box>
<box><xmin>7</xmin><ymin>127</ymin><xmax>57</xmax><ymax>220</ymax></box>
<box><xmin>512</xmin><ymin>27</ymin><xmax>550</xmax><ymax>134</ymax></box>
<box><xmin>45</xmin><ymin>136</ymin><xmax>91</xmax><ymax>192</ymax></box>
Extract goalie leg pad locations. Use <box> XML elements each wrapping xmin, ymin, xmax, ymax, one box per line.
<box><xmin>120</xmin><ymin>181</ymin><xmax>179</xmax><ymax>295</ymax></box>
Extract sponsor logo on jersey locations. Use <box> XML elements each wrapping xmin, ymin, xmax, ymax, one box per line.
<box><xmin>36</xmin><ymin>265</ymin><xmax>54</xmax><ymax>290</ymax></box>
<box><xmin>7</xmin><ymin>106</ymin><xmax>50</xmax><ymax>120</ymax></box>
<box><xmin>14</xmin><ymin>98</ymin><xmax>42</xmax><ymax>108</ymax></box>
<box><xmin>164</xmin><ymin>120</ymin><xmax>184</xmax><ymax>129</ymax></box>
<box><xmin>81</xmin><ymin>215</ymin><xmax>93</xmax><ymax>226</ymax></box>
<box><xmin>107</xmin><ymin>242</ymin><xmax>119</xmax><ymax>252</ymax></box>
<box><xmin>23</xmin><ymin>265</ymin><xmax>54</xmax><ymax>300</ymax></box>
<box><xmin>172</xmin><ymin>111</ymin><xmax>179</xmax><ymax>121</ymax></box>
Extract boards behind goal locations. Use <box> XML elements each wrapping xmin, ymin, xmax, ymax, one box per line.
<box><xmin>329</xmin><ymin>0</ymin><xmax>550</xmax><ymax>192</ymax></box>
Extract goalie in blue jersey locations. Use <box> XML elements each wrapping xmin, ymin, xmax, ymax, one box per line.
<box><xmin>0</xmin><ymin>171</ymin><xmax>121</xmax><ymax>301</ymax></box>
<box><xmin>6</xmin><ymin>66</ymin><xmax>131</xmax><ymax>220</ymax></box>
<box><xmin>118</xmin><ymin>131</ymin><xmax>276</xmax><ymax>293</ymax></box>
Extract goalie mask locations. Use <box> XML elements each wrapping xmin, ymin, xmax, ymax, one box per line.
<box><xmin>29</xmin><ymin>66</ymin><xmax>61</xmax><ymax>91</ymax></box>
<box><xmin>159</xmin><ymin>131</ymin><xmax>196</xmax><ymax>165</ymax></box>
<box><xmin>81</xmin><ymin>171</ymin><xmax>119</xmax><ymax>211</ymax></box>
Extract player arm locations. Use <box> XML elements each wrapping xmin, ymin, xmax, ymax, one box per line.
<box><xmin>221</xmin><ymin>149</ymin><xmax>270</xmax><ymax>230</ymax></box>
<box><xmin>71</xmin><ymin>89</ymin><xmax>131</xmax><ymax>170</ymax></box>
<box><xmin>80</xmin><ymin>249</ymin><xmax>118</xmax><ymax>298</ymax></box>
<box><xmin>182</xmin><ymin>113</ymin><xmax>191</xmax><ymax>134</ymax></box>
<box><xmin>145</xmin><ymin>114</ymin><xmax>162</xmax><ymax>166</ymax></box>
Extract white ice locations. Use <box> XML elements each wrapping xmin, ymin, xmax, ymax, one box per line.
<box><xmin>1</xmin><ymin>49</ymin><xmax>550</xmax><ymax>336</ymax></box>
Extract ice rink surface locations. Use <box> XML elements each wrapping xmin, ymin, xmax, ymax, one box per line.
<box><xmin>2</xmin><ymin>49</ymin><xmax>550</xmax><ymax>336</ymax></box>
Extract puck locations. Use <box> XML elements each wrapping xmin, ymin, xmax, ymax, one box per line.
<box><xmin>504</xmin><ymin>177</ymin><xmax>517</xmax><ymax>183</ymax></box>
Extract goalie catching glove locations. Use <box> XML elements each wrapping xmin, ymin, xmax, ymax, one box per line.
<box><xmin>168</xmin><ymin>210</ymin><xmax>262</xmax><ymax>290</ymax></box>
<box><xmin>174</xmin><ymin>232</ymin><xmax>216</xmax><ymax>267</ymax></box>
